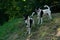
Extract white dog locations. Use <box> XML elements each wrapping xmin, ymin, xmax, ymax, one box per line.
<box><xmin>24</xmin><ymin>14</ymin><xmax>34</xmax><ymax>35</ymax></box>
<box><xmin>32</xmin><ymin>5</ymin><xmax>52</xmax><ymax>24</ymax></box>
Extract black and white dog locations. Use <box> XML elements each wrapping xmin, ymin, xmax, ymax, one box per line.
<box><xmin>32</xmin><ymin>5</ymin><xmax>52</xmax><ymax>24</ymax></box>
<box><xmin>24</xmin><ymin>14</ymin><xmax>34</xmax><ymax>34</ymax></box>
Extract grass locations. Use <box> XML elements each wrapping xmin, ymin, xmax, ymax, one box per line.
<box><xmin>0</xmin><ymin>13</ymin><xmax>60</xmax><ymax>40</ymax></box>
<box><xmin>0</xmin><ymin>18</ymin><xmax>27</xmax><ymax>40</ymax></box>
<box><xmin>30</xmin><ymin>13</ymin><xmax>60</xmax><ymax>40</ymax></box>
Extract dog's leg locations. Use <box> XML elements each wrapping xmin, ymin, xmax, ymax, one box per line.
<box><xmin>32</xmin><ymin>19</ymin><xmax>34</xmax><ymax>25</ymax></box>
<box><xmin>26</xmin><ymin>25</ymin><xmax>31</xmax><ymax>35</ymax></box>
<box><xmin>27</xmin><ymin>27</ymin><xmax>31</xmax><ymax>35</ymax></box>
<box><xmin>28</xmin><ymin>21</ymin><xmax>31</xmax><ymax>35</ymax></box>
<box><xmin>37</xmin><ymin>16</ymin><xmax>40</xmax><ymax>24</ymax></box>
<box><xmin>26</xmin><ymin>21</ymin><xmax>30</xmax><ymax>35</ymax></box>
<box><xmin>40</xmin><ymin>17</ymin><xmax>43</xmax><ymax>24</ymax></box>
<box><xmin>48</xmin><ymin>12</ymin><xmax>52</xmax><ymax>20</ymax></box>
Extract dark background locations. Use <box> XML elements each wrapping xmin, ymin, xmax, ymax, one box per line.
<box><xmin>0</xmin><ymin>0</ymin><xmax>60</xmax><ymax>25</ymax></box>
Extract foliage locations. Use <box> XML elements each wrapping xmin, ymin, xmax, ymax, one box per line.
<box><xmin>0</xmin><ymin>0</ymin><xmax>60</xmax><ymax>25</ymax></box>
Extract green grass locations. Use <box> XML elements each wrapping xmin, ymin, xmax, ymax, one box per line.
<box><xmin>30</xmin><ymin>13</ymin><xmax>60</xmax><ymax>40</ymax></box>
<box><xmin>0</xmin><ymin>13</ymin><xmax>60</xmax><ymax>40</ymax></box>
<box><xmin>0</xmin><ymin>18</ymin><xmax>27</xmax><ymax>40</ymax></box>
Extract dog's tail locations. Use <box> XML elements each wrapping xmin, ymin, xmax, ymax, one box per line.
<box><xmin>47</xmin><ymin>6</ymin><xmax>50</xmax><ymax>10</ymax></box>
<box><xmin>44</xmin><ymin>5</ymin><xmax>50</xmax><ymax>10</ymax></box>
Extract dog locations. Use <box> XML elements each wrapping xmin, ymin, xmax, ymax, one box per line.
<box><xmin>24</xmin><ymin>14</ymin><xmax>34</xmax><ymax>34</ymax></box>
<box><xmin>32</xmin><ymin>5</ymin><xmax>52</xmax><ymax>24</ymax></box>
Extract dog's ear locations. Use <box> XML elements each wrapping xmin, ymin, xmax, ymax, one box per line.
<box><xmin>23</xmin><ymin>14</ymin><xmax>26</xmax><ymax>17</ymax></box>
<box><xmin>23</xmin><ymin>14</ymin><xmax>26</xmax><ymax>16</ymax></box>
<box><xmin>23</xmin><ymin>14</ymin><xmax>28</xmax><ymax>20</ymax></box>
<box><xmin>23</xmin><ymin>14</ymin><xmax>26</xmax><ymax>20</ymax></box>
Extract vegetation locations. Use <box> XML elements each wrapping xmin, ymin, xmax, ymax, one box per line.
<box><xmin>0</xmin><ymin>0</ymin><xmax>60</xmax><ymax>18</ymax></box>
<box><xmin>0</xmin><ymin>0</ymin><xmax>60</xmax><ymax>40</ymax></box>
<box><xmin>0</xmin><ymin>13</ymin><xmax>60</xmax><ymax>40</ymax></box>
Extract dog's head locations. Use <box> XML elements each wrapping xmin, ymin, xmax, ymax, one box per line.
<box><xmin>23</xmin><ymin>14</ymin><xmax>28</xmax><ymax>20</ymax></box>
